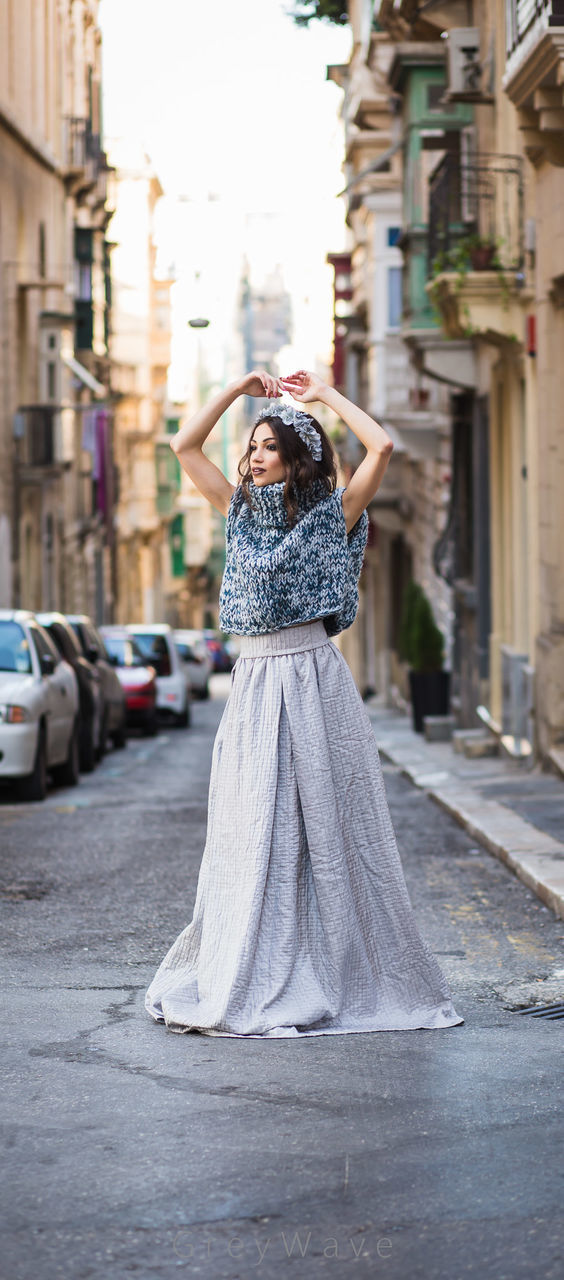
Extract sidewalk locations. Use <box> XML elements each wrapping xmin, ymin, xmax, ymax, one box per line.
<box><xmin>366</xmin><ymin>698</ymin><xmax>564</xmax><ymax>923</ymax></box>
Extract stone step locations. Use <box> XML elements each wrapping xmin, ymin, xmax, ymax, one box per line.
<box><xmin>452</xmin><ymin>728</ymin><xmax>495</xmax><ymax>755</ymax></box>
<box><xmin>463</xmin><ymin>736</ymin><xmax>499</xmax><ymax>759</ymax></box>
<box><xmin>423</xmin><ymin>715</ymin><xmax>456</xmax><ymax>743</ymax></box>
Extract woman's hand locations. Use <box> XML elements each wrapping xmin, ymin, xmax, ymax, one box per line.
<box><xmin>239</xmin><ymin>370</ymin><xmax>282</xmax><ymax>399</ymax></box>
<box><xmin>278</xmin><ymin>370</ymin><xmax>327</xmax><ymax>404</ymax></box>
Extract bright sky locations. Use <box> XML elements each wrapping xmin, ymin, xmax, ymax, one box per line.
<box><xmin>98</xmin><ymin>0</ymin><xmax>351</xmax><ymax>401</ymax></box>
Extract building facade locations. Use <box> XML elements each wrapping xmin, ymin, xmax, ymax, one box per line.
<box><xmin>327</xmin><ymin>3</ymin><xmax>463</xmax><ymax>703</ymax></box>
<box><xmin>335</xmin><ymin>0</ymin><xmax>564</xmax><ymax>771</ymax></box>
<box><xmin>106</xmin><ymin>145</ymin><xmax>176</xmax><ymax>625</ymax></box>
<box><xmin>0</xmin><ymin>0</ymin><xmax>115</xmax><ymax>619</ymax></box>
<box><xmin>395</xmin><ymin>0</ymin><xmax>564</xmax><ymax>770</ymax></box>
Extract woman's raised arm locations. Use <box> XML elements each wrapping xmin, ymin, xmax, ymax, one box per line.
<box><xmin>170</xmin><ymin>371</ymin><xmax>282</xmax><ymax>517</ymax></box>
<box><xmin>279</xmin><ymin>370</ymin><xmax>393</xmax><ymax>533</ymax></box>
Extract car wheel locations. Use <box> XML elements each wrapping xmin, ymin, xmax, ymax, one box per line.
<box><xmin>96</xmin><ymin>708</ymin><xmax>108</xmax><ymax>761</ymax></box>
<box><xmin>52</xmin><ymin>717</ymin><xmax>80</xmax><ymax>788</ymax></box>
<box><xmin>144</xmin><ymin>710</ymin><xmax>158</xmax><ymax>737</ymax></box>
<box><xmin>112</xmin><ymin>717</ymin><xmax>127</xmax><ymax>749</ymax></box>
<box><xmin>79</xmin><ymin>718</ymin><xmax>96</xmax><ymax>772</ymax></box>
<box><xmin>199</xmin><ymin>683</ymin><xmax>210</xmax><ymax>700</ymax></box>
<box><xmin>19</xmin><ymin>723</ymin><xmax>48</xmax><ymax>802</ymax></box>
<box><xmin>176</xmin><ymin>702</ymin><xmax>190</xmax><ymax>729</ymax></box>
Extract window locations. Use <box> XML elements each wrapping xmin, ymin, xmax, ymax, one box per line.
<box><xmin>176</xmin><ymin>642</ymin><xmax>195</xmax><ymax>663</ymax></box>
<box><xmin>387</xmin><ymin>227</ymin><xmax>401</xmax><ymax>247</ymax></box>
<box><xmin>74</xmin><ymin>228</ymin><xmax>94</xmax><ymax>348</ymax></box>
<box><xmin>130</xmin><ymin>633</ymin><xmax>171</xmax><ymax>676</ymax></box>
<box><xmin>387</xmin><ymin>266</ymin><xmax>403</xmax><ymax>329</ymax></box>
<box><xmin>29</xmin><ymin>624</ymin><xmax>60</xmax><ymax>667</ymax></box>
<box><xmin>75</xmin><ymin>262</ymin><xmax>92</xmax><ymax>301</ymax></box>
<box><xmin>45</xmin><ymin>623</ymin><xmax>74</xmax><ymax>663</ymax></box>
<box><xmin>0</xmin><ymin>621</ymin><xmax>32</xmax><ymax>673</ymax></box>
<box><xmin>102</xmin><ymin>635</ymin><xmax>145</xmax><ymax>668</ymax></box>
<box><xmin>38</xmin><ymin>222</ymin><xmax>46</xmax><ymax>278</ymax></box>
<box><xmin>335</xmin><ymin>271</ymin><xmax>352</xmax><ymax>291</ymax></box>
<box><xmin>90</xmin><ymin>625</ymin><xmax>108</xmax><ymax>658</ymax></box>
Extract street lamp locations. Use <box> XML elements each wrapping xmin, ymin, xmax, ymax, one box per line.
<box><xmin>186</xmin><ymin>316</ymin><xmax>228</xmax><ymax>480</ymax></box>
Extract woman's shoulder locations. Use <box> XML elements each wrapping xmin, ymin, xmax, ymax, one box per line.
<box><xmin>320</xmin><ymin>485</ymin><xmax>369</xmax><ymax>542</ymax></box>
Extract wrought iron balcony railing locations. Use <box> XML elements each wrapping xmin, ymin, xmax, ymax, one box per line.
<box><xmin>505</xmin><ymin>0</ymin><xmax>564</xmax><ymax>58</ymax></box>
<box><xmin>428</xmin><ymin>150</ymin><xmax>524</xmax><ymax>275</ymax></box>
<box><xmin>64</xmin><ymin>117</ymin><xmax>104</xmax><ymax>184</ymax></box>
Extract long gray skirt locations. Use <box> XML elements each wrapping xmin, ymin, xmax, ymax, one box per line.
<box><xmin>145</xmin><ymin>619</ymin><xmax>464</xmax><ymax>1037</ymax></box>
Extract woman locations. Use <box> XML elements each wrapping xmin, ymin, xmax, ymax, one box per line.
<box><xmin>145</xmin><ymin>368</ymin><xmax>464</xmax><ymax>1037</ymax></box>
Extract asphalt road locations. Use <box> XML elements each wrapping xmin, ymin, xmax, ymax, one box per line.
<box><xmin>1</xmin><ymin>676</ymin><xmax>563</xmax><ymax>1280</ymax></box>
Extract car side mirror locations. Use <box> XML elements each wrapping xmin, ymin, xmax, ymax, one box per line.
<box><xmin>87</xmin><ymin>645</ymin><xmax>99</xmax><ymax>663</ymax></box>
<box><xmin>40</xmin><ymin>653</ymin><xmax>56</xmax><ymax>676</ymax></box>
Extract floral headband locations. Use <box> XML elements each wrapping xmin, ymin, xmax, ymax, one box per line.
<box><xmin>254</xmin><ymin>404</ymin><xmax>323</xmax><ymax>461</ymax></box>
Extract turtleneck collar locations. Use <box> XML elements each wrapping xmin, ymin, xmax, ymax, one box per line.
<box><xmin>246</xmin><ymin>478</ymin><xmax>330</xmax><ymax>528</ymax></box>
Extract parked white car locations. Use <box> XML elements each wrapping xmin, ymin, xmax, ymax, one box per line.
<box><xmin>0</xmin><ymin>610</ymin><xmax>80</xmax><ymax>800</ymax></box>
<box><xmin>126</xmin><ymin>624</ymin><xmax>191</xmax><ymax>727</ymax></box>
<box><xmin>173</xmin><ymin>629</ymin><xmax>212</xmax><ymax>700</ymax></box>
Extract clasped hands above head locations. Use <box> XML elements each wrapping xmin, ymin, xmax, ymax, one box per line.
<box><xmin>243</xmin><ymin>368</ymin><xmax>326</xmax><ymax>406</ymax></box>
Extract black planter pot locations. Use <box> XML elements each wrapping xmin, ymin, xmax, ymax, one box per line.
<box><xmin>408</xmin><ymin>669</ymin><xmax>450</xmax><ymax>734</ymax></box>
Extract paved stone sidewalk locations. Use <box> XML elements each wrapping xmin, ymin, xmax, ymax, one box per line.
<box><xmin>366</xmin><ymin>699</ymin><xmax>564</xmax><ymax>924</ymax></box>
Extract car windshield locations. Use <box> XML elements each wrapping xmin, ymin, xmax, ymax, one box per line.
<box><xmin>130</xmin><ymin>633</ymin><xmax>167</xmax><ymax>659</ymax></box>
<box><xmin>103</xmin><ymin>635</ymin><xmax>146</xmax><ymax>668</ymax></box>
<box><xmin>0</xmin><ymin>621</ymin><xmax>33</xmax><ymax>674</ymax></box>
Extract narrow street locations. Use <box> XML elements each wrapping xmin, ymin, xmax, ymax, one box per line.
<box><xmin>1</xmin><ymin>679</ymin><xmax>563</xmax><ymax>1280</ymax></box>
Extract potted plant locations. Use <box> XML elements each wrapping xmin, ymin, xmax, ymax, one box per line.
<box><xmin>431</xmin><ymin>234</ymin><xmax>500</xmax><ymax>279</ymax></box>
<box><xmin>399</xmin><ymin>580</ymin><xmax>450</xmax><ymax>733</ymax></box>
<box><xmin>468</xmin><ymin>236</ymin><xmax>498</xmax><ymax>271</ymax></box>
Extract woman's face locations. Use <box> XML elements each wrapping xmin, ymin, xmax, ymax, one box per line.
<box><xmin>249</xmin><ymin>423</ymin><xmax>287</xmax><ymax>486</ymax></box>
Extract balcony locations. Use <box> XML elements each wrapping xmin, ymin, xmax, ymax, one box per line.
<box><xmin>64</xmin><ymin>117</ymin><xmax>104</xmax><ymax>195</ymax></box>
<box><xmin>427</xmin><ymin>151</ymin><xmax>531</xmax><ymax>344</ymax></box>
<box><xmin>503</xmin><ymin>1</ymin><xmax>564</xmax><ymax>164</ymax></box>
<box><xmin>428</xmin><ymin>151</ymin><xmax>524</xmax><ymax>273</ymax></box>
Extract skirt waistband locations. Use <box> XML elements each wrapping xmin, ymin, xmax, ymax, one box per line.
<box><xmin>237</xmin><ymin>619</ymin><xmax>330</xmax><ymax>658</ymax></box>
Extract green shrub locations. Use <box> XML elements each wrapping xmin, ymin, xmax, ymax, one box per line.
<box><xmin>399</xmin><ymin>580</ymin><xmax>445</xmax><ymax>672</ymax></box>
<box><xmin>412</xmin><ymin>594</ymin><xmax>445</xmax><ymax>672</ymax></box>
<box><xmin>398</xmin><ymin>579</ymin><xmax>423</xmax><ymax>666</ymax></box>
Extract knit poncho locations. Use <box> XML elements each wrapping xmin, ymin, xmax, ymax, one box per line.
<box><xmin>218</xmin><ymin>477</ymin><xmax>369</xmax><ymax>638</ymax></box>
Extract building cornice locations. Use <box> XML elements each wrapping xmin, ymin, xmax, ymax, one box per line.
<box><xmin>388</xmin><ymin>42</ymin><xmax>446</xmax><ymax>92</ymax></box>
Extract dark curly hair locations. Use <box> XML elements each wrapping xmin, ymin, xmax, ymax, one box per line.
<box><xmin>237</xmin><ymin>411</ymin><xmax>337</xmax><ymax>527</ymax></box>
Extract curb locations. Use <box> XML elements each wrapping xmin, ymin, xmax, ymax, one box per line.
<box><xmin>367</xmin><ymin>713</ymin><xmax>564</xmax><ymax>924</ymax></box>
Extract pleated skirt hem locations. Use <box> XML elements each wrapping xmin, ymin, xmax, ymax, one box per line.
<box><xmin>148</xmin><ymin>1011</ymin><xmax>464</xmax><ymax>1038</ymax></box>
<box><xmin>144</xmin><ymin>619</ymin><xmax>465</xmax><ymax>1038</ymax></box>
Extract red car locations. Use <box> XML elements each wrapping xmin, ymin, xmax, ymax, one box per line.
<box><xmin>99</xmin><ymin>627</ymin><xmax>158</xmax><ymax>736</ymax></box>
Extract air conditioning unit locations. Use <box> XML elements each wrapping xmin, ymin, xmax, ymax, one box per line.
<box><xmin>447</xmin><ymin>29</ymin><xmax>482</xmax><ymax>99</ymax></box>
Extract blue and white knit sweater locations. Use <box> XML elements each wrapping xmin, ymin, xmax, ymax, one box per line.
<box><xmin>218</xmin><ymin>477</ymin><xmax>369</xmax><ymax>637</ymax></box>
